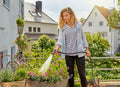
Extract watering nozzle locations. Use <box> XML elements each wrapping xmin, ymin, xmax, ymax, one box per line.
<box><xmin>51</xmin><ymin>50</ymin><xmax>61</xmax><ymax>55</ymax></box>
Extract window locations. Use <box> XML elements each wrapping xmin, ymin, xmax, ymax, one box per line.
<box><xmin>33</xmin><ymin>27</ymin><xmax>36</xmax><ymax>32</ymax></box>
<box><xmin>3</xmin><ymin>0</ymin><xmax>10</xmax><ymax>8</ymax></box>
<box><xmin>99</xmin><ymin>21</ymin><xmax>103</xmax><ymax>26</ymax></box>
<box><xmin>29</xmin><ymin>11</ymin><xmax>37</xmax><ymax>16</ymax></box>
<box><xmin>95</xmin><ymin>12</ymin><xmax>97</xmax><ymax>16</ymax></box>
<box><xmin>88</xmin><ymin>22</ymin><xmax>92</xmax><ymax>27</ymax></box>
<box><xmin>38</xmin><ymin>28</ymin><xmax>41</xmax><ymax>32</ymax></box>
<box><xmin>0</xmin><ymin>52</ymin><xmax>3</xmax><ymax>69</ymax></box>
<box><xmin>99</xmin><ymin>32</ymin><xmax>107</xmax><ymax>37</ymax></box>
<box><xmin>28</xmin><ymin>27</ymin><xmax>32</xmax><ymax>32</ymax></box>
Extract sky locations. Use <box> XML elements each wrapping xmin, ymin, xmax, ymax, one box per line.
<box><xmin>24</xmin><ymin>0</ymin><xmax>115</xmax><ymax>22</ymax></box>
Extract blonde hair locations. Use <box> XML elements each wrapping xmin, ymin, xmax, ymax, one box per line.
<box><xmin>58</xmin><ymin>7</ymin><xmax>78</xmax><ymax>29</ymax></box>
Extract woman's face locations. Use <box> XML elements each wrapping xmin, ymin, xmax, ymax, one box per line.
<box><xmin>62</xmin><ymin>11</ymin><xmax>71</xmax><ymax>23</ymax></box>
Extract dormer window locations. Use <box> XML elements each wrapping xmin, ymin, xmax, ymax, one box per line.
<box><xmin>29</xmin><ymin>10</ymin><xmax>37</xmax><ymax>16</ymax></box>
<box><xmin>29</xmin><ymin>10</ymin><xmax>42</xmax><ymax>17</ymax></box>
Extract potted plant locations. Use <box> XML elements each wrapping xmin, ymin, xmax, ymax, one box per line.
<box><xmin>0</xmin><ymin>68</ymin><xmax>27</xmax><ymax>87</ymax></box>
<box><xmin>14</xmin><ymin>35</ymin><xmax>30</xmax><ymax>52</ymax></box>
<box><xmin>26</xmin><ymin>58</ymin><xmax>69</xmax><ymax>87</ymax></box>
<box><xmin>16</xmin><ymin>18</ymin><xmax>24</xmax><ymax>35</ymax></box>
<box><xmin>16</xmin><ymin>18</ymin><xmax>24</xmax><ymax>27</ymax></box>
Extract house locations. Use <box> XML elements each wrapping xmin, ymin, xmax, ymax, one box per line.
<box><xmin>24</xmin><ymin>1</ymin><xmax>58</xmax><ymax>40</ymax></box>
<box><xmin>82</xmin><ymin>5</ymin><xmax>120</xmax><ymax>55</ymax></box>
<box><xmin>0</xmin><ymin>0</ymin><xmax>24</xmax><ymax>69</ymax></box>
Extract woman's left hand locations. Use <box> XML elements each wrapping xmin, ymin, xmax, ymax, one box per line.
<box><xmin>85</xmin><ymin>50</ymin><xmax>91</xmax><ymax>57</ymax></box>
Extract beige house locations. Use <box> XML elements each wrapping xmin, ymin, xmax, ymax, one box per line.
<box><xmin>82</xmin><ymin>5</ymin><xmax>120</xmax><ymax>55</ymax></box>
<box><xmin>24</xmin><ymin>1</ymin><xmax>58</xmax><ymax>40</ymax></box>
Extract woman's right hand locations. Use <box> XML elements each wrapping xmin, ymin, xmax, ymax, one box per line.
<box><xmin>52</xmin><ymin>45</ymin><xmax>61</xmax><ymax>55</ymax></box>
<box><xmin>52</xmin><ymin>49</ymin><xmax>58</xmax><ymax>55</ymax></box>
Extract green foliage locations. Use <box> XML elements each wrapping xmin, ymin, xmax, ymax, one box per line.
<box><xmin>15</xmin><ymin>35</ymin><xmax>31</xmax><ymax>50</ymax></box>
<box><xmin>86</xmin><ymin>32</ymin><xmax>110</xmax><ymax>57</ymax></box>
<box><xmin>107</xmin><ymin>8</ymin><xmax>120</xmax><ymax>30</ymax></box>
<box><xmin>0</xmin><ymin>70</ymin><xmax>14</xmax><ymax>82</ymax></box>
<box><xmin>14</xmin><ymin>68</ymin><xmax>28</xmax><ymax>81</ymax></box>
<box><xmin>28</xmin><ymin>58</ymin><xmax>68</xmax><ymax>83</ymax></box>
<box><xmin>16</xmin><ymin>18</ymin><xmax>24</xmax><ymax>26</ymax></box>
<box><xmin>115</xmin><ymin>52</ymin><xmax>120</xmax><ymax>56</ymax></box>
<box><xmin>37</xmin><ymin>35</ymin><xmax>56</xmax><ymax>50</ymax></box>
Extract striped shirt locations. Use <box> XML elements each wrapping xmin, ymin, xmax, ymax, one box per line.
<box><xmin>64</xmin><ymin>24</ymin><xmax>78</xmax><ymax>56</ymax></box>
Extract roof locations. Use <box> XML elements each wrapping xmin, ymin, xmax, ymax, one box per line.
<box><xmin>24</xmin><ymin>2</ymin><xmax>57</xmax><ymax>24</ymax></box>
<box><xmin>96</xmin><ymin>6</ymin><xmax>110</xmax><ymax>20</ymax></box>
<box><xmin>82</xmin><ymin>5</ymin><xmax>111</xmax><ymax>26</ymax></box>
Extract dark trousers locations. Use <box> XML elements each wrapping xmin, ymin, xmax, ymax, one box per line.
<box><xmin>65</xmin><ymin>55</ymin><xmax>87</xmax><ymax>87</ymax></box>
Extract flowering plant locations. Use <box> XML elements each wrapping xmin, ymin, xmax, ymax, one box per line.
<box><xmin>15</xmin><ymin>35</ymin><xmax>31</xmax><ymax>52</ymax></box>
<box><xmin>28</xmin><ymin>59</ymin><xmax>69</xmax><ymax>83</ymax></box>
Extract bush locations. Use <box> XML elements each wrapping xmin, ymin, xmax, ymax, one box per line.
<box><xmin>0</xmin><ymin>70</ymin><xmax>14</xmax><ymax>82</ymax></box>
<box><xmin>14</xmin><ymin>68</ymin><xmax>28</xmax><ymax>81</ymax></box>
<box><xmin>115</xmin><ymin>52</ymin><xmax>120</xmax><ymax>56</ymax></box>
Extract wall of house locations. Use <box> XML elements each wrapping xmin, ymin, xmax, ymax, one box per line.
<box><xmin>0</xmin><ymin>0</ymin><xmax>21</xmax><ymax>69</ymax></box>
<box><xmin>24</xmin><ymin>21</ymin><xmax>58</xmax><ymax>37</ymax></box>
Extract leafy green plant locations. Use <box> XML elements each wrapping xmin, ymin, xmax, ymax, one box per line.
<box><xmin>86</xmin><ymin>32</ymin><xmax>110</xmax><ymax>57</ymax></box>
<box><xmin>0</xmin><ymin>70</ymin><xmax>14</xmax><ymax>82</ymax></box>
<box><xmin>37</xmin><ymin>35</ymin><xmax>56</xmax><ymax>50</ymax></box>
<box><xmin>14</xmin><ymin>35</ymin><xmax>31</xmax><ymax>52</ymax></box>
<box><xmin>14</xmin><ymin>68</ymin><xmax>28</xmax><ymax>81</ymax></box>
<box><xmin>27</xmin><ymin>58</ymin><xmax>69</xmax><ymax>83</ymax></box>
<box><xmin>16</xmin><ymin>18</ymin><xmax>24</xmax><ymax>26</ymax></box>
<box><xmin>115</xmin><ymin>52</ymin><xmax>120</xmax><ymax>56</ymax></box>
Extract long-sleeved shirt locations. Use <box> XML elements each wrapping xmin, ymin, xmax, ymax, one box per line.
<box><xmin>57</xmin><ymin>21</ymin><xmax>88</xmax><ymax>58</ymax></box>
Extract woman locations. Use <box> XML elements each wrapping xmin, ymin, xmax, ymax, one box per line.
<box><xmin>54</xmin><ymin>7</ymin><xmax>90</xmax><ymax>87</ymax></box>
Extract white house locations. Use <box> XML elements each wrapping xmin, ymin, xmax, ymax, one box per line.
<box><xmin>82</xmin><ymin>5</ymin><xmax>120</xmax><ymax>55</ymax></box>
<box><xmin>24</xmin><ymin>1</ymin><xmax>58</xmax><ymax>40</ymax></box>
<box><xmin>0</xmin><ymin>0</ymin><xmax>24</xmax><ymax>69</ymax></box>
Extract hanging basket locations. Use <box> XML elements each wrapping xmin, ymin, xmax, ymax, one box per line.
<box><xmin>18</xmin><ymin>45</ymin><xmax>24</xmax><ymax>52</ymax></box>
<box><xmin>17</xmin><ymin>25</ymin><xmax>24</xmax><ymax>35</ymax></box>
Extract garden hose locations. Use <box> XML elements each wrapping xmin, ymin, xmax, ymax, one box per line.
<box><xmin>54</xmin><ymin>51</ymin><xmax>98</xmax><ymax>87</ymax></box>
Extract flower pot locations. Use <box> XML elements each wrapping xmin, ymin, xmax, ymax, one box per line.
<box><xmin>0</xmin><ymin>80</ymin><xmax>25</xmax><ymax>87</ymax></box>
<box><xmin>87</xmin><ymin>79</ymin><xmax>99</xmax><ymax>85</ymax></box>
<box><xmin>18</xmin><ymin>45</ymin><xmax>24</xmax><ymax>52</ymax></box>
<box><xmin>53</xmin><ymin>79</ymin><xmax>68</xmax><ymax>87</ymax></box>
<box><xmin>17</xmin><ymin>25</ymin><xmax>24</xmax><ymax>35</ymax></box>
<box><xmin>26</xmin><ymin>79</ymin><xmax>68</xmax><ymax>87</ymax></box>
<box><xmin>26</xmin><ymin>80</ymin><xmax>49</xmax><ymax>87</ymax></box>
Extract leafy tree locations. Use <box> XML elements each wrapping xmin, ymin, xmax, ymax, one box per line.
<box><xmin>37</xmin><ymin>35</ymin><xmax>56</xmax><ymax>50</ymax></box>
<box><xmin>86</xmin><ymin>32</ymin><xmax>110</xmax><ymax>57</ymax></box>
<box><xmin>107</xmin><ymin>8</ymin><xmax>120</xmax><ymax>30</ymax></box>
<box><xmin>107</xmin><ymin>0</ymin><xmax>120</xmax><ymax>29</ymax></box>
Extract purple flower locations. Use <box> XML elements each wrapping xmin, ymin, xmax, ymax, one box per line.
<box><xmin>55</xmin><ymin>71</ymin><xmax>58</xmax><ymax>75</ymax></box>
<box><xmin>48</xmin><ymin>68</ymin><xmax>52</xmax><ymax>71</ymax></box>
<box><xmin>45</xmin><ymin>72</ymin><xmax>49</xmax><ymax>75</ymax></box>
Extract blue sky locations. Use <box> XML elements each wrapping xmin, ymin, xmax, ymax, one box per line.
<box><xmin>24</xmin><ymin>0</ymin><xmax>115</xmax><ymax>22</ymax></box>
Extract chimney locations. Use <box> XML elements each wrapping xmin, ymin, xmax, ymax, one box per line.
<box><xmin>36</xmin><ymin>1</ymin><xmax>42</xmax><ymax>12</ymax></box>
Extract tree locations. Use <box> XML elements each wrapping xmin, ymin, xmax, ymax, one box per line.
<box><xmin>37</xmin><ymin>35</ymin><xmax>56</xmax><ymax>50</ymax></box>
<box><xmin>86</xmin><ymin>33</ymin><xmax>110</xmax><ymax>57</ymax></box>
<box><xmin>107</xmin><ymin>8</ymin><xmax>120</xmax><ymax>29</ymax></box>
<box><xmin>107</xmin><ymin>0</ymin><xmax>120</xmax><ymax>29</ymax></box>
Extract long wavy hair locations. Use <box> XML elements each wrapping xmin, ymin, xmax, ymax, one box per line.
<box><xmin>58</xmin><ymin>7</ymin><xmax>78</xmax><ymax>29</ymax></box>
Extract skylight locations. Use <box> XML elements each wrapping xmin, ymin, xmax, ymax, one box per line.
<box><xmin>29</xmin><ymin>10</ymin><xmax>37</xmax><ymax>16</ymax></box>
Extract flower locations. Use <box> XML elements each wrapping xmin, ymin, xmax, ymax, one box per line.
<box><xmin>14</xmin><ymin>35</ymin><xmax>31</xmax><ymax>52</ymax></box>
